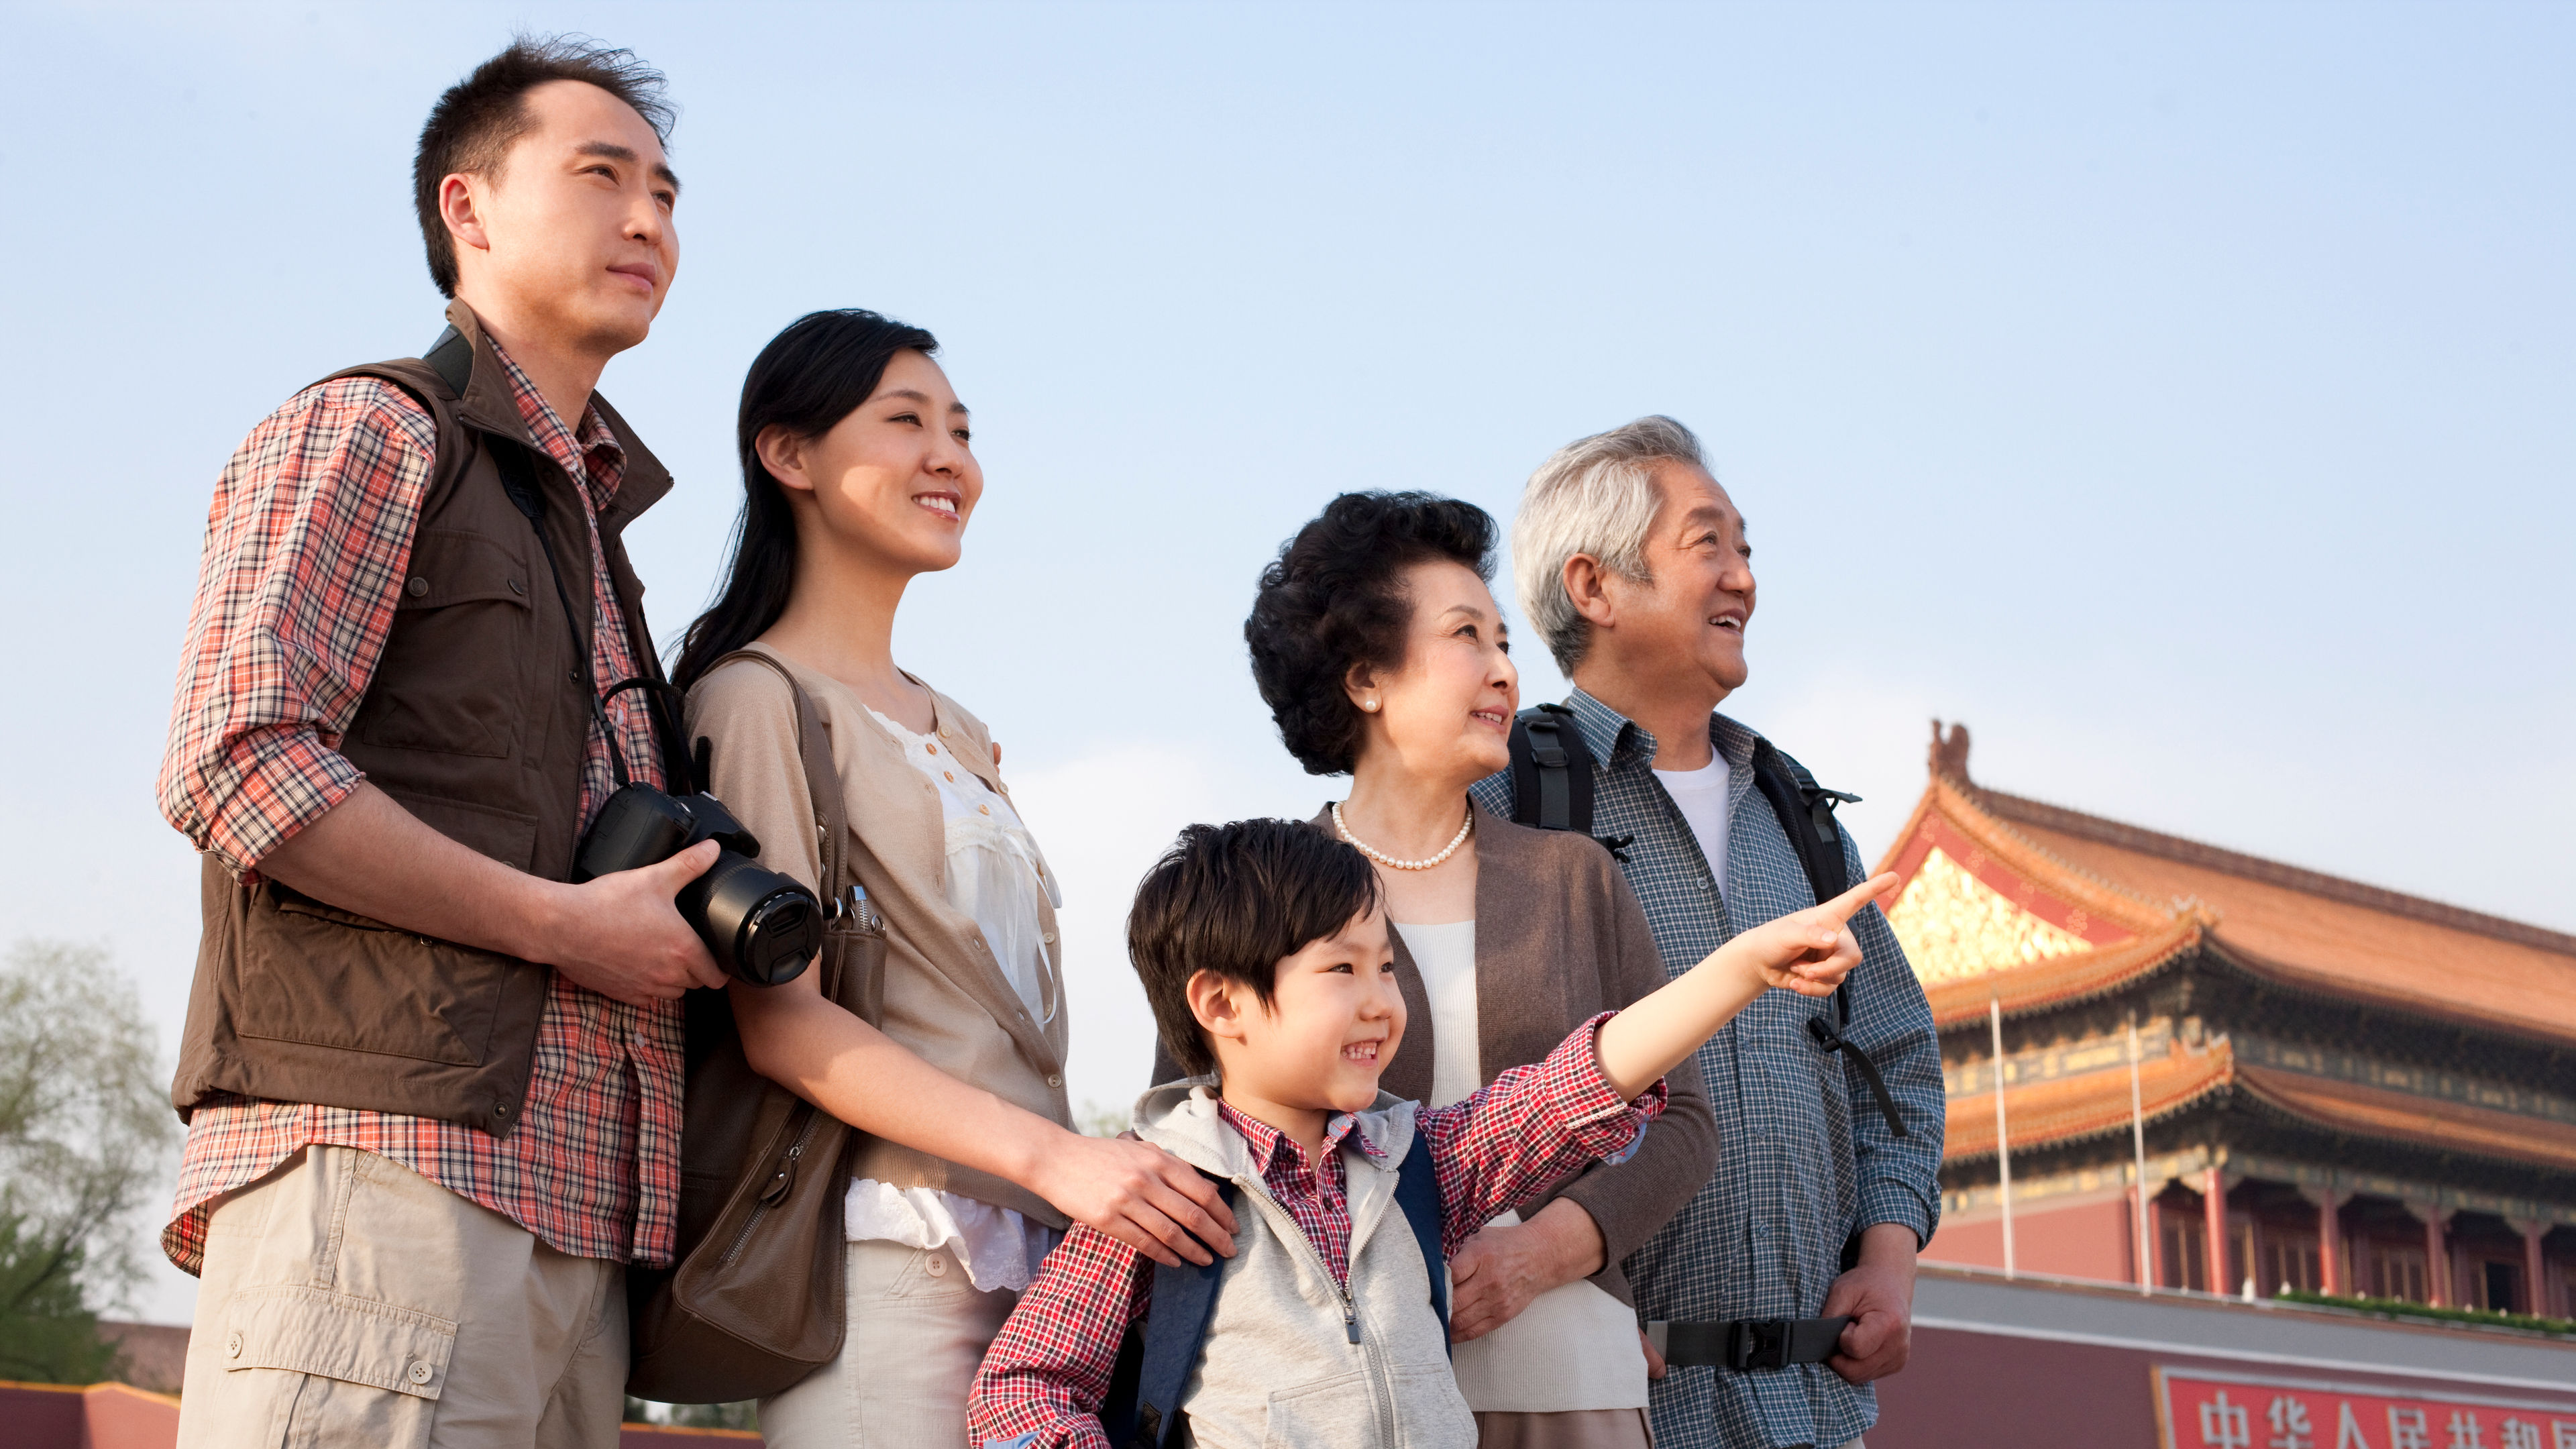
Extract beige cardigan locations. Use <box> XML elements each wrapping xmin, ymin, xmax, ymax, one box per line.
<box><xmin>687</xmin><ymin>644</ymin><xmax>1073</xmax><ymax>1229</ymax></box>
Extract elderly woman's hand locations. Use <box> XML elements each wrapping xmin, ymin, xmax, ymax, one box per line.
<box><xmin>1447</xmin><ymin>1199</ymin><xmax>1606</xmax><ymax>1342</ymax></box>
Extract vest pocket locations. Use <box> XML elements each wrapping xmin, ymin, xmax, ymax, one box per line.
<box><xmin>359</xmin><ymin>527</ymin><xmax>534</xmax><ymax>759</ymax></box>
<box><xmin>236</xmin><ymin>883</ymin><xmax>521</xmax><ymax>1067</ymax></box>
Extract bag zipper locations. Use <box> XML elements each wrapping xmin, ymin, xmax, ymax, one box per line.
<box><xmin>722</xmin><ymin>1109</ymin><xmax>823</xmax><ymax>1266</ymax></box>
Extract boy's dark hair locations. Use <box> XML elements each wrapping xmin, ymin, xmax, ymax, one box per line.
<box><xmin>413</xmin><ymin>35</ymin><xmax>676</xmax><ymax>297</ymax></box>
<box><xmin>1245</xmin><ymin>492</ymin><xmax>1498</xmax><ymax>776</ymax></box>
<box><xmin>1128</xmin><ymin>819</ymin><xmax>1383</xmax><ymax>1079</ymax></box>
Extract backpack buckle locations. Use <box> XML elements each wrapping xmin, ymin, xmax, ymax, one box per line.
<box><xmin>1726</xmin><ymin>1318</ymin><xmax>1794</xmax><ymax>1371</ymax></box>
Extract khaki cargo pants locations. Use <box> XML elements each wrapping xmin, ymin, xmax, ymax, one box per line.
<box><xmin>176</xmin><ymin>1145</ymin><xmax>628</xmax><ymax>1449</ymax></box>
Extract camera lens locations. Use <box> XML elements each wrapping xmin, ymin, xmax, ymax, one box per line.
<box><xmin>686</xmin><ymin>851</ymin><xmax>822</xmax><ymax>985</ymax></box>
<box><xmin>737</xmin><ymin>892</ymin><xmax>824</xmax><ymax>985</ymax></box>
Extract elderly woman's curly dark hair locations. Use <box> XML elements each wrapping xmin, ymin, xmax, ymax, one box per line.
<box><xmin>1246</xmin><ymin>492</ymin><xmax>1499</xmax><ymax>775</ymax></box>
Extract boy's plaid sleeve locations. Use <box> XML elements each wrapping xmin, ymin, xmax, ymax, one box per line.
<box><xmin>1420</xmin><ymin>1011</ymin><xmax>1669</xmax><ymax>1252</ymax></box>
<box><xmin>969</xmin><ymin>1223</ymin><xmax>1153</xmax><ymax>1449</ymax></box>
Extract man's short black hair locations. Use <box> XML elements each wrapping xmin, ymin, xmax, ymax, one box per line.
<box><xmin>1245</xmin><ymin>492</ymin><xmax>1498</xmax><ymax>777</ymax></box>
<box><xmin>1128</xmin><ymin>819</ymin><xmax>1382</xmax><ymax>1079</ymax></box>
<box><xmin>413</xmin><ymin>35</ymin><xmax>676</xmax><ymax>297</ymax></box>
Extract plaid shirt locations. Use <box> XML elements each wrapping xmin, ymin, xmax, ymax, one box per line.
<box><xmin>968</xmin><ymin>1016</ymin><xmax>1667</xmax><ymax>1449</ymax></box>
<box><xmin>1470</xmin><ymin>692</ymin><xmax>1945</xmax><ymax>1449</ymax></box>
<box><xmin>158</xmin><ymin>333</ymin><xmax>684</xmax><ymax>1274</ymax></box>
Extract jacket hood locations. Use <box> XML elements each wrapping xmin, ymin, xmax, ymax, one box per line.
<box><xmin>1133</xmin><ymin>1077</ymin><xmax>1420</xmax><ymax>1185</ymax></box>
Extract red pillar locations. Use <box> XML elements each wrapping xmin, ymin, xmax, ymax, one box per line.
<box><xmin>2422</xmin><ymin>1211</ymin><xmax>2450</xmax><ymax>1307</ymax></box>
<box><xmin>2317</xmin><ymin>1193</ymin><xmax>2345</xmax><ymax>1297</ymax></box>
<box><xmin>2523</xmin><ymin>1224</ymin><xmax>2548</xmax><ymax>1317</ymax></box>
<box><xmin>2204</xmin><ymin>1167</ymin><xmax>2231</xmax><ymax>1295</ymax></box>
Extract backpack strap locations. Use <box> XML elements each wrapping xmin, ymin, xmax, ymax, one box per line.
<box><xmin>700</xmin><ymin>649</ymin><xmax>861</xmax><ymax>1002</ymax></box>
<box><xmin>1748</xmin><ymin>742</ymin><xmax>1908</xmax><ymax>1143</ymax></box>
<box><xmin>1106</xmin><ymin>1179</ymin><xmax>1240</xmax><ymax>1449</ymax></box>
<box><xmin>1394</xmin><ymin>1134</ymin><xmax>1450</xmax><ymax>1352</ymax></box>
<box><xmin>1506</xmin><ymin>704</ymin><xmax>1631</xmax><ymax>861</ymax></box>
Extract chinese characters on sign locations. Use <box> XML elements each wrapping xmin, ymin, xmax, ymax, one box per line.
<box><xmin>2159</xmin><ymin>1370</ymin><xmax>2576</xmax><ymax>1449</ymax></box>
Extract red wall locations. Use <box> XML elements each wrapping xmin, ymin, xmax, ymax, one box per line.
<box><xmin>1872</xmin><ymin>1324</ymin><xmax>2576</xmax><ymax>1449</ymax></box>
<box><xmin>1923</xmin><ymin>1193</ymin><xmax>2141</xmax><ymax>1285</ymax></box>
<box><xmin>0</xmin><ymin>1383</ymin><xmax>763</xmax><ymax>1449</ymax></box>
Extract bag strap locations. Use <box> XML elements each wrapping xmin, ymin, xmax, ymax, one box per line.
<box><xmin>701</xmin><ymin>649</ymin><xmax>857</xmax><ymax>1000</ymax></box>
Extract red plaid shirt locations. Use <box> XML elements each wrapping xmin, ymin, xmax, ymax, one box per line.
<box><xmin>158</xmin><ymin>331</ymin><xmax>684</xmax><ymax>1274</ymax></box>
<box><xmin>967</xmin><ymin>1016</ymin><xmax>1666</xmax><ymax>1449</ymax></box>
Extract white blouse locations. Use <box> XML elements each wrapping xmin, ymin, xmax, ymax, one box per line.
<box><xmin>1393</xmin><ymin>919</ymin><xmax>1652</xmax><ymax>1414</ymax></box>
<box><xmin>842</xmin><ymin>705</ymin><xmax>1064</xmax><ymax>1293</ymax></box>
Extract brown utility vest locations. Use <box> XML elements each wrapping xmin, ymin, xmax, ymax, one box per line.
<box><xmin>172</xmin><ymin>300</ymin><xmax>678</xmax><ymax>1137</ymax></box>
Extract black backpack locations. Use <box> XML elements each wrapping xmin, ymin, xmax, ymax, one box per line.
<box><xmin>1103</xmin><ymin>1148</ymin><xmax>1447</xmax><ymax>1449</ymax></box>
<box><xmin>1505</xmin><ymin>703</ymin><xmax>1908</xmax><ymax>1141</ymax></box>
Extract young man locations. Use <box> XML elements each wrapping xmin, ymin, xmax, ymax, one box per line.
<box><xmin>158</xmin><ymin>38</ymin><xmax>714</xmax><ymax>1447</ymax></box>
<box><xmin>1470</xmin><ymin>417</ymin><xmax>1947</xmax><ymax>1449</ymax></box>
<box><xmin>966</xmin><ymin>819</ymin><xmax>1894</xmax><ymax>1449</ymax></box>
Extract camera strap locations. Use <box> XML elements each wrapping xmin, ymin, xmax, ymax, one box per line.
<box><xmin>490</xmin><ymin>436</ymin><xmax>639</xmax><ymax>790</ymax></box>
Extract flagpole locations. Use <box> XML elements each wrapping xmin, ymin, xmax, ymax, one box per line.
<box><xmin>2129</xmin><ymin>1012</ymin><xmax>2152</xmax><ymax>1294</ymax></box>
<box><xmin>1991</xmin><ymin>993</ymin><xmax>2015</xmax><ymax>1278</ymax></box>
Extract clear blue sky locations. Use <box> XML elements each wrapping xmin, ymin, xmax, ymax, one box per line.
<box><xmin>2</xmin><ymin>1</ymin><xmax>2567</xmax><ymax>1322</ymax></box>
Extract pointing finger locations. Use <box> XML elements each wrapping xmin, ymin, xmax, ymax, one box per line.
<box><xmin>1817</xmin><ymin>872</ymin><xmax>1900</xmax><ymax>924</ymax></box>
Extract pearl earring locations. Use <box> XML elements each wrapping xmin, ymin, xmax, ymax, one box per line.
<box><xmin>1364</xmin><ymin>698</ymin><xmax>1379</xmax><ymax>712</ymax></box>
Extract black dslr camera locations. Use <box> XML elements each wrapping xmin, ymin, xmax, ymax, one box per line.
<box><xmin>574</xmin><ymin>784</ymin><xmax>822</xmax><ymax>987</ymax></box>
<box><xmin>478</xmin><ymin>431</ymin><xmax>824</xmax><ymax>988</ymax></box>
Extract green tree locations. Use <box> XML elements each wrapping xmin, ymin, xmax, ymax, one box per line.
<box><xmin>0</xmin><ymin>941</ymin><xmax>176</xmax><ymax>1383</ymax></box>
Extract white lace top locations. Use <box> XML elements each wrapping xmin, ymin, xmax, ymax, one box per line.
<box><xmin>843</xmin><ymin>705</ymin><xmax>1065</xmax><ymax>1292</ymax></box>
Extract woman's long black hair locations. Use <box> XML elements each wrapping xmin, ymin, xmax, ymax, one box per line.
<box><xmin>672</xmin><ymin>309</ymin><xmax>941</xmax><ymax>690</ymax></box>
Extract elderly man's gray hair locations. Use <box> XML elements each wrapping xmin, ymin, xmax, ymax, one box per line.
<box><xmin>1512</xmin><ymin>415</ymin><xmax>1705</xmax><ymax>673</ymax></box>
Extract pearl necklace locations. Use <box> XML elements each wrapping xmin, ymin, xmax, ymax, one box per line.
<box><xmin>1331</xmin><ymin>801</ymin><xmax>1474</xmax><ymax>871</ymax></box>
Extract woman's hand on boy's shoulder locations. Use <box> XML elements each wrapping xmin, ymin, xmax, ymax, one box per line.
<box><xmin>1733</xmin><ymin>873</ymin><xmax>1900</xmax><ymax>998</ymax></box>
<box><xmin>1027</xmin><ymin>1132</ymin><xmax>1240</xmax><ymax>1268</ymax></box>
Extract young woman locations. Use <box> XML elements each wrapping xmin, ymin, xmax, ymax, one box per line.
<box><xmin>1243</xmin><ymin>492</ymin><xmax>1719</xmax><ymax>1449</ymax></box>
<box><xmin>674</xmin><ymin>310</ymin><xmax>1236</xmax><ymax>1446</ymax></box>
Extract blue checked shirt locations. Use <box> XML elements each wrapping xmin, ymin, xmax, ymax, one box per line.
<box><xmin>1470</xmin><ymin>691</ymin><xmax>1943</xmax><ymax>1449</ymax></box>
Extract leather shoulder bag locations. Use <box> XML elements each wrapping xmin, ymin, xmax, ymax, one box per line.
<box><xmin>627</xmin><ymin>649</ymin><xmax>888</xmax><ymax>1403</ymax></box>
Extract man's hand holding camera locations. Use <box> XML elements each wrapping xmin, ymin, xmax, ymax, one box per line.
<box><xmin>540</xmin><ymin>838</ymin><xmax>730</xmax><ymax>1004</ymax></box>
<box><xmin>258</xmin><ymin>781</ymin><xmax>731</xmax><ymax>1007</ymax></box>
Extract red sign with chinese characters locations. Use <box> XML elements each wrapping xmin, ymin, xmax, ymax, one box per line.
<box><xmin>2157</xmin><ymin>1368</ymin><xmax>2576</xmax><ymax>1449</ymax></box>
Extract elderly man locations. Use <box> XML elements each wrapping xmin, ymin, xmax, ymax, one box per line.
<box><xmin>1469</xmin><ymin>416</ymin><xmax>1944</xmax><ymax>1449</ymax></box>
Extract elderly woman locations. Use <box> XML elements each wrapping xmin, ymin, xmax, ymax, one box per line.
<box><xmin>1248</xmin><ymin>491</ymin><xmax>1718</xmax><ymax>1449</ymax></box>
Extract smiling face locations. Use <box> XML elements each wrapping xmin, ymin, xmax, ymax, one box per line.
<box><xmin>761</xmin><ymin>350</ymin><xmax>983</xmax><ymax>576</ymax></box>
<box><xmin>1602</xmin><ymin>462</ymin><xmax>1757</xmax><ymax>697</ymax></box>
<box><xmin>443</xmin><ymin>79</ymin><xmax>680</xmax><ymax>358</ymax></box>
<box><xmin>1191</xmin><ymin>908</ymin><xmax>1407</xmax><ymax>1122</ymax></box>
<box><xmin>1347</xmin><ymin>559</ymin><xmax>1521</xmax><ymax>792</ymax></box>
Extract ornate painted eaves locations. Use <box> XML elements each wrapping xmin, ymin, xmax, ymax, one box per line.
<box><xmin>1878</xmin><ymin>773</ymin><xmax>2212</xmax><ymax>1027</ymax></box>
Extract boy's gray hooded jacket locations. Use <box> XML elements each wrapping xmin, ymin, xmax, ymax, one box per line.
<box><xmin>1132</xmin><ymin>1079</ymin><xmax>1474</xmax><ymax>1449</ymax></box>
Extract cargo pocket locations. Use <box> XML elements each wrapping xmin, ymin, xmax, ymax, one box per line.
<box><xmin>220</xmin><ymin>1282</ymin><xmax>457</xmax><ymax>1447</ymax></box>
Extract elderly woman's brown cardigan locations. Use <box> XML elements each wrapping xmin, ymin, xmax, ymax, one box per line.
<box><xmin>1157</xmin><ymin>803</ymin><xmax>1717</xmax><ymax>1308</ymax></box>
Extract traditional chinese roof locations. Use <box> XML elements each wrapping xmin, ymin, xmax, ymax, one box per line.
<box><xmin>1941</xmin><ymin>1037</ymin><xmax>2576</xmax><ymax>1174</ymax></box>
<box><xmin>1942</xmin><ymin>1038</ymin><xmax>2237</xmax><ymax>1162</ymax></box>
<box><xmin>1877</xmin><ymin>724</ymin><xmax>2576</xmax><ymax>1049</ymax></box>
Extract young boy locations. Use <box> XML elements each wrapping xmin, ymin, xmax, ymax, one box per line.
<box><xmin>968</xmin><ymin>819</ymin><xmax>1893</xmax><ymax>1449</ymax></box>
